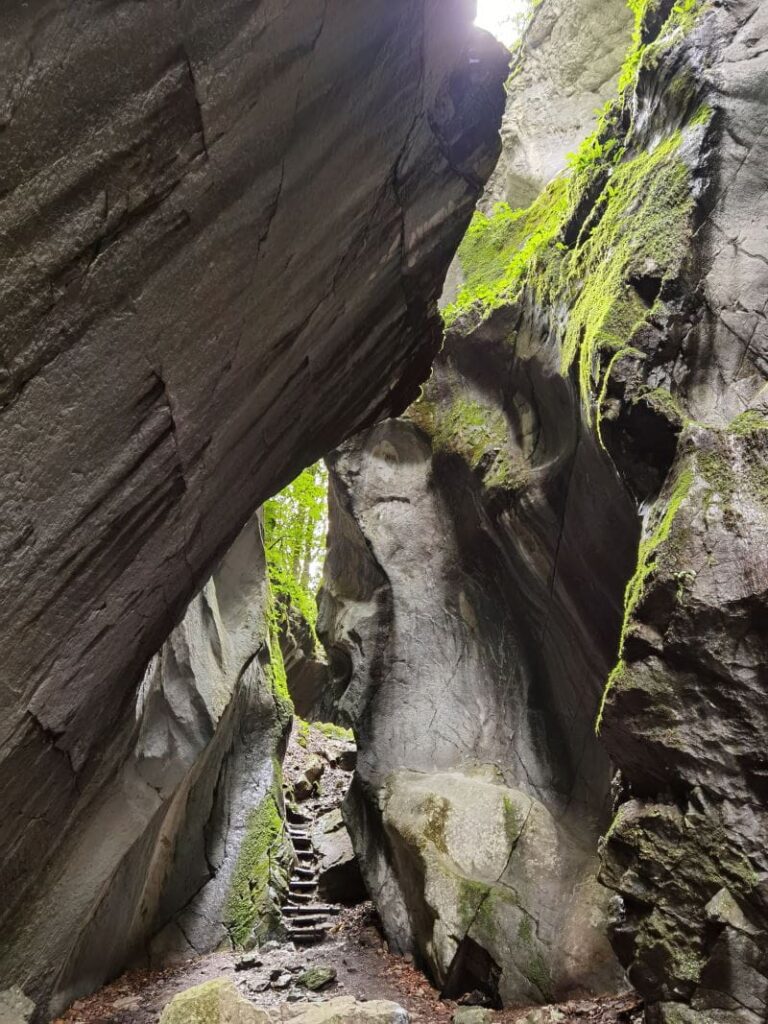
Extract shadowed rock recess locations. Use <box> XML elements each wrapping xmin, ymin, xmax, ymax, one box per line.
<box><xmin>0</xmin><ymin>1</ymin><xmax>508</xmax><ymax>1018</ymax></box>
<box><xmin>319</xmin><ymin>1</ymin><xmax>768</xmax><ymax>1022</ymax></box>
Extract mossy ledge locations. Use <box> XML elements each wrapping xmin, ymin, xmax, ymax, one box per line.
<box><xmin>443</xmin><ymin>0</ymin><xmax>709</xmax><ymax>425</ymax></box>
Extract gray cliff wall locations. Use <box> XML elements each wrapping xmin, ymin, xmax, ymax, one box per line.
<box><xmin>0</xmin><ymin>2</ymin><xmax>508</xmax><ymax>1016</ymax></box>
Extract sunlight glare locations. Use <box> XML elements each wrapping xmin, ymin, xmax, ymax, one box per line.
<box><xmin>474</xmin><ymin>0</ymin><xmax>530</xmax><ymax>47</ymax></box>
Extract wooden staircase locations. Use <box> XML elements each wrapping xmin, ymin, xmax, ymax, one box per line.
<box><xmin>282</xmin><ymin>805</ymin><xmax>340</xmax><ymax>944</ymax></box>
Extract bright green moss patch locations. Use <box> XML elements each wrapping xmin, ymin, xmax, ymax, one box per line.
<box><xmin>620</xmin><ymin>0</ymin><xmax>706</xmax><ymax>93</ymax></box>
<box><xmin>313</xmin><ymin>720</ymin><xmax>354</xmax><ymax>741</ymax></box>
<box><xmin>442</xmin><ymin>179</ymin><xmax>569</xmax><ymax>328</ymax></box>
<box><xmin>561</xmin><ymin>131</ymin><xmax>694</xmax><ymax>420</ymax></box>
<box><xmin>223</xmin><ymin>771</ymin><xmax>288</xmax><ymax>948</ymax></box>
<box><xmin>597</xmin><ymin>466</ymin><xmax>693</xmax><ymax>731</ymax></box>
<box><xmin>728</xmin><ymin>410</ymin><xmax>768</xmax><ymax>436</ymax></box>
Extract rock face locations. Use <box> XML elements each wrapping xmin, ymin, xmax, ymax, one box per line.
<box><xmin>280</xmin><ymin>608</ymin><xmax>331</xmax><ymax>722</ymax></box>
<box><xmin>312</xmin><ymin>809</ymin><xmax>366</xmax><ymax>906</ymax></box>
<box><xmin>322</xmin><ymin>0</ymin><xmax>768</xmax><ymax>1020</ymax></box>
<box><xmin>319</xmin><ymin>389</ymin><xmax>635</xmax><ymax>1001</ymax></box>
<box><xmin>0</xmin><ymin>2</ymin><xmax>508</xmax><ymax>1017</ymax></box>
<box><xmin>483</xmin><ymin>0</ymin><xmax>634</xmax><ymax>210</ymax></box>
<box><xmin>2</xmin><ymin>517</ymin><xmax>292</xmax><ymax>1015</ymax></box>
<box><xmin>438</xmin><ymin>1</ymin><xmax>768</xmax><ymax>1021</ymax></box>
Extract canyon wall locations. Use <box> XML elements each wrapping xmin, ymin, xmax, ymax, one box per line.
<box><xmin>0</xmin><ymin>2</ymin><xmax>508</xmax><ymax>1017</ymax></box>
<box><xmin>322</xmin><ymin>0</ymin><xmax>768</xmax><ymax>1021</ymax></box>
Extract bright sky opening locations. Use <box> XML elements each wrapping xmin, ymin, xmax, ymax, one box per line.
<box><xmin>474</xmin><ymin>0</ymin><xmax>530</xmax><ymax>47</ymax></box>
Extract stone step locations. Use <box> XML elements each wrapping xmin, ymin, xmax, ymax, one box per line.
<box><xmin>287</xmin><ymin>891</ymin><xmax>314</xmax><ymax>905</ymax></box>
<box><xmin>289</xmin><ymin>879</ymin><xmax>318</xmax><ymax>892</ymax></box>
<box><xmin>293</xmin><ymin>866</ymin><xmax>315</xmax><ymax>879</ymax></box>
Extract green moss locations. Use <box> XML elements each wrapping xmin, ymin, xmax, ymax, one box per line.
<box><xmin>527</xmin><ymin>951</ymin><xmax>553</xmax><ymax>1001</ymax></box>
<box><xmin>502</xmin><ymin>795</ymin><xmax>525</xmax><ymax>845</ymax></box>
<box><xmin>313</xmin><ymin>720</ymin><xmax>355</xmax><ymax>742</ymax></box>
<box><xmin>596</xmin><ymin>466</ymin><xmax>693</xmax><ymax>731</ymax></box>
<box><xmin>619</xmin><ymin>0</ymin><xmax>707</xmax><ymax>94</ymax></box>
<box><xmin>727</xmin><ymin>410</ymin><xmax>768</xmax><ymax>436</ymax></box>
<box><xmin>517</xmin><ymin>914</ymin><xmax>533</xmax><ymax>945</ymax></box>
<box><xmin>223</xmin><ymin>768</ymin><xmax>289</xmax><ymax>948</ymax></box>
<box><xmin>635</xmin><ymin>907</ymin><xmax>706</xmax><ymax>985</ymax></box>
<box><xmin>443</xmin><ymin>179</ymin><xmax>570</xmax><ymax>328</ymax></box>
<box><xmin>561</xmin><ymin>130</ymin><xmax>694</xmax><ymax>420</ymax></box>
<box><xmin>410</xmin><ymin>393</ymin><xmax>530</xmax><ymax>494</ymax></box>
<box><xmin>637</xmin><ymin>387</ymin><xmax>688</xmax><ymax>426</ymax></box>
<box><xmin>296</xmin><ymin>718</ymin><xmax>311</xmax><ymax>749</ymax></box>
<box><xmin>159</xmin><ymin>980</ymin><xmax>245</xmax><ymax>1024</ymax></box>
<box><xmin>457</xmin><ymin>878</ymin><xmax>493</xmax><ymax>931</ymax></box>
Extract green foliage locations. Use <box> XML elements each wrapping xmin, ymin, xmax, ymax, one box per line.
<box><xmin>262</xmin><ymin>462</ymin><xmax>328</xmax><ymax>721</ymax></box>
<box><xmin>264</xmin><ymin>463</ymin><xmax>328</xmax><ymax>630</ymax></box>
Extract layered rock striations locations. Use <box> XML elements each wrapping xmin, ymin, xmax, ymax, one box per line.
<box><xmin>0</xmin><ymin>2</ymin><xmax>508</xmax><ymax>1017</ymax></box>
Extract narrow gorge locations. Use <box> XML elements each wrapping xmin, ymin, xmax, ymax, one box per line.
<box><xmin>0</xmin><ymin>2</ymin><xmax>766</xmax><ymax>1024</ymax></box>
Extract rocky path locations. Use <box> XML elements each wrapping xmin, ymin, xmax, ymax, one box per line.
<box><xmin>53</xmin><ymin>724</ymin><xmax>642</xmax><ymax>1024</ymax></box>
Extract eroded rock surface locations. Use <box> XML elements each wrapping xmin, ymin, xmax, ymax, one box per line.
<box><xmin>318</xmin><ymin>392</ymin><xmax>634</xmax><ymax>1002</ymax></box>
<box><xmin>0</xmin><ymin>2</ymin><xmax>508</xmax><ymax>1017</ymax></box>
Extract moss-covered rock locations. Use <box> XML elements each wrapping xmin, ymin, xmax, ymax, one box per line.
<box><xmin>223</xmin><ymin>766</ymin><xmax>294</xmax><ymax>949</ymax></box>
<box><xmin>159</xmin><ymin>979</ymin><xmax>270</xmax><ymax>1024</ymax></box>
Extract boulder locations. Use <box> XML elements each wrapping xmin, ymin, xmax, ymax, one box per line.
<box><xmin>159</xmin><ymin>979</ymin><xmax>270</xmax><ymax>1024</ymax></box>
<box><xmin>319</xmin><ymin>410</ymin><xmax>631</xmax><ymax>1003</ymax></box>
<box><xmin>313</xmin><ymin>810</ymin><xmax>367</xmax><ymax>906</ymax></box>
<box><xmin>295</xmin><ymin>967</ymin><xmax>337</xmax><ymax>992</ymax></box>
<box><xmin>453</xmin><ymin>1009</ymin><xmax>493</xmax><ymax>1024</ymax></box>
<box><xmin>275</xmin><ymin>997</ymin><xmax>408</xmax><ymax>1024</ymax></box>
<box><xmin>375</xmin><ymin>769</ymin><xmax>619</xmax><ymax>1006</ymax></box>
<box><xmin>0</xmin><ymin>988</ymin><xmax>35</xmax><ymax>1024</ymax></box>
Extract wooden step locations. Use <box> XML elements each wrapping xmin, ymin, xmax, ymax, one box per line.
<box><xmin>289</xmin><ymin>877</ymin><xmax>318</xmax><ymax>889</ymax></box>
<box><xmin>288</xmin><ymin>927</ymin><xmax>328</xmax><ymax>944</ymax></box>
<box><xmin>283</xmin><ymin>903</ymin><xmax>339</xmax><ymax>916</ymax></box>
